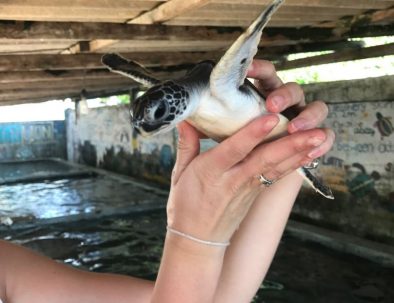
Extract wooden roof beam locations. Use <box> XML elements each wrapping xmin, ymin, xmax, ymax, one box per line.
<box><xmin>0</xmin><ymin>52</ymin><xmax>224</xmax><ymax>72</ymax></box>
<box><xmin>1</xmin><ymin>21</ymin><xmax>392</xmax><ymax>49</ymax></box>
<box><xmin>0</xmin><ymin>69</ymin><xmax>119</xmax><ymax>84</ymax></box>
<box><xmin>129</xmin><ymin>0</ymin><xmax>211</xmax><ymax>24</ymax></box>
<box><xmin>0</xmin><ymin>78</ymin><xmax>134</xmax><ymax>91</ymax></box>
<box><xmin>320</xmin><ymin>7</ymin><xmax>394</xmax><ymax>29</ymax></box>
<box><xmin>211</xmin><ymin>0</ymin><xmax>393</xmax><ymax>10</ymax></box>
<box><xmin>276</xmin><ymin>42</ymin><xmax>394</xmax><ymax>71</ymax></box>
<box><xmin>0</xmin><ymin>37</ymin><xmax>386</xmax><ymax>74</ymax></box>
<box><xmin>0</xmin><ymin>21</ymin><xmax>242</xmax><ymax>41</ymax></box>
<box><xmin>0</xmin><ymin>0</ymin><xmax>157</xmax><ymax>23</ymax></box>
<box><xmin>0</xmin><ymin>87</ymin><xmax>132</xmax><ymax>106</ymax></box>
<box><xmin>91</xmin><ymin>0</ymin><xmax>211</xmax><ymax>51</ymax></box>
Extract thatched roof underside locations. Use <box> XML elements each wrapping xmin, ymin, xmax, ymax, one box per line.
<box><xmin>1</xmin><ymin>0</ymin><xmax>394</xmax><ymax>105</ymax></box>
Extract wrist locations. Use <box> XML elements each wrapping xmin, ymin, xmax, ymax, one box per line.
<box><xmin>152</xmin><ymin>232</ymin><xmax>225</xmax><ymax>303</ymax></box>
<box><xmin>165</xmin><ymin>230</ymin><xmax>227</xmax><ymax>259</ymax></box>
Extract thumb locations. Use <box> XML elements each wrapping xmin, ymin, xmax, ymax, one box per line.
<box><xmin>172</xmin><ymin>121</ymin><xmax>200</xmax><ymax>185</ymax></box>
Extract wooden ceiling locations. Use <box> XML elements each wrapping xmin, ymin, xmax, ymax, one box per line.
<box><xmin>1</xmin><ymin>0</ymin><xmax>394</xmax><ymax>105</ymax></box>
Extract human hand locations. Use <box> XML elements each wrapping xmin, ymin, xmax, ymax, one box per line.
<box><xmin>248</xmin><ymin>60</ymin><xmax>335</xmax><ymax>163</ymax></box>
<box><xmin>167</xmin><ymin>116</ymin><xmax>330</xmax><ymax>245</ymax></box>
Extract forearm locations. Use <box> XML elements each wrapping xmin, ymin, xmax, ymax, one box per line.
<box><xmin>151</xmin><ymin>232</ymin><xmax>226</xmax><ymax>303</ymax></box>
<box><xmin>214</xmin><ymin>171</ymin><xmax>303</xmax><ymax>303</ymax></box>
<box><xmin>0</xmin><ymin>240</ymin><xmax>153</xmax><ymax>303</ymax></box>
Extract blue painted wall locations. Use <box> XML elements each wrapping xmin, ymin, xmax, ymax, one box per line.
<box><xmin>0</xmin><ymin>121</ymin><xmax>66</xmax><ymax>161</ymax></box>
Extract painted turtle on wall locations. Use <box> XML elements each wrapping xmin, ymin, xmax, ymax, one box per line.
<box><xmin>374</xmin><ymin>112</ymin><xmax>393</xmax><ymax>140</ymax></box>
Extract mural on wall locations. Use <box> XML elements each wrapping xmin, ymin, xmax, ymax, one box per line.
<box><xmin>295</xmin><ymin>100</ymin><xmax>394</xmax><ymax>243</ymax></box>
<box><xmin>67</xmin><ymin>106</ymin><xmax>175</xmax><ymax>185</ymax></box>
<box><xmin>0</xmin><ymin>121</ymin><xmax>66</xmax><ymax>161</ymax></box>
<box><xmin>318</xmin><ymin>101</ymin><xmax>394</xmax><ymax>201</ymax></box>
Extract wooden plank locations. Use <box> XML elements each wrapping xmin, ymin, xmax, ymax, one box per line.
<box><xmin>166</xmin><ymin>18</ymin><xmax>316</xmax><ymax>27</ymax></box>
<box><xmin>0</xmin><ymin>69</ymin><xmax>185</xmax><ymax>84</ymax></box>
<box><xmin>96</xmin><ymin>40</ymin><xmax>231</xmax><ymax>53</ymax></box>
<box><xmin>0</xmin><ymin>10</ymin><xmax>141</xmax><ymax>23</ymax></box>
<box><xmin>0</xmin><ymin>78</ymin><xmax>133</xmax><ymax>91</ymax></box>
<box><xmin>211</xmin><ymin>0</ymin><xmax>394</xmax><ymax>9</ymax></box>
<box><xmin>1</xmin><ymin>20</ymin><xmax>391</xmax><ymax>44</ymax></box>
<box><xmin>112</xmin><ymin>0</ymin><xmax>211</xmax><ymax>52</ymax></box>
<box><xmin>200</xmin><ymin>3</ymin><xmax>365</xmax><ymax>15</ymax></box>
<box><xmin>0</xmin><ymin>50</ymin><xmax>292</xmax><ymax>72</ymax></box>
<box><xmin>0</xmin><ymin>21</ymin><xmax>243</xmax><ymax>42</ymax></box>
<box><xmin>0</xmin><ymin>39</ymin><xmax>77</xmax><ymax>55</ymax></box>
<box><xmin>0</xmin><ymin>0</ymin><xmax>161</xmax><ymax>9</ymax></box>
<box><xmin>129</xmin><ymin>0</ymin><xmax>210</xmax><ymax>24</ymax></box>
<box><xmin>276</xmin><ymin>43</ymin><xmax>394</xmax><ymax>71</ymax></box>
<box><xmin>0</xmin><ymin>87</ymin><xmax>132</xmax><ymax>106</ymax></box>
<box><xmin>370</xmin><ymin>7</ymin><xmax>394</xmax><ymax>24</ymax></box>
<box><xmin>0</xmin><ymin>70</ymin><xmax>120</xmax><ymax>84</ymax></box>
<box><xmin>179</xmin><ymin>11</ymin><xmax>342</xmax><ymax>22</ymax></box>
<box><xmin>0</xmin><ymin>52</ymin><xmax>224</xmax><ymax>71</ymax></box>
<box><xmin>0</xmin><ymin>86</ymin><xmax>131</xmax><ymax>99</ymax></box>
<box><xmin>0</xmin><ymin>0</ymin><xmax>159</xmax><ymax>22</ymax></box>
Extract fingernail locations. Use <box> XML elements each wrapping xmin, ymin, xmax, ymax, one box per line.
<box><xmin>308</xmin><ymin>147</ymin><xmax>324</xmax><ymax>159</ymax></box>
<box><xmin>290</xmin><ymin>118</ymin><xmax>308</xmax><ymax>131</ymax></box>
<box><xmin>307</xmin><ymin>136</ymin><xmax>325</xmax><ymax>147</ymax></box>
<box><xmin>270</xmin><ymin>95</ymin><xmax>285</xmax><ymax>111</ymax></box>
<box><xmin>263</xmin><ymin>115</ymin><xmax>279</xmax><ymax>130</ymax></box>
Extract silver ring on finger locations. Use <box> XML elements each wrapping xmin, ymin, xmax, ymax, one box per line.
<box><xmin>304</xmin><ymin>158</ymin><xmax>319</xmax><ymax>170</ymax></box>
<box><xmin>258</xmin><ymin>174</ymin><xmax>276</xmax><ymax>187</ymax></box>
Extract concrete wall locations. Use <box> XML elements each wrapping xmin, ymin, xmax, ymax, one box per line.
<box><xmin>296</xmin><ymin>75</ymin><xmax>394</xmax><ymax>244</ymax></box>
<box><xmin>66</xmin><ymin>106</ymin><xmax>176</xmax><ymax>185</ymax></box>
<box><xmin>66</xmin><ymin>75</ymin><xmax>394</xmax><ymax>243</ymax></box>
<box><xmin>0</xmin><ymin>121</ymin><xmax>66</xmax><ymax>161</ymax></box>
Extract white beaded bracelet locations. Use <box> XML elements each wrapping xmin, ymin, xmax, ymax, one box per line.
<box><xmin>166</xmin><ymin>226</ymin><xmax>230</xmax><ymax>247</ymax></box>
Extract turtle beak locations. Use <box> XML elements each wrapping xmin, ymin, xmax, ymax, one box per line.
<box><xmin>134</xmin><ymin>120</ymin><xmax>171</xmax><ymax>137</ymax></box>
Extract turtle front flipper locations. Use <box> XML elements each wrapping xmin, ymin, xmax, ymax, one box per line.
<box><xmin>210</xmin><ymin>0</ymin><xmax>284</xmax><ymax>100</ymax></box>
<box><xmin>102</xmin><ymin>53</ymin><xmax>160</xmax><ymax>88</ymax></box>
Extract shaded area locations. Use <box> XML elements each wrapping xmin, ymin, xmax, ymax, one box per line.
<box><xmin>0</xmin><ymin>159</ymin><xmax>392</xmax><ymax>302</ymax></box>
<box><xmin>1</xmin><ymin>212</ymin><xmax>393</xmax><ymax>303</ymax></box>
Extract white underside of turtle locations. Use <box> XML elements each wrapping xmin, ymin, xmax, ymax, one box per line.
<box><xmin>186</xmin><ymin>84</ymin><xmax>289</xmax><ymax>143</ymax></box>
<box><xmin>102</xmin><ymin>0</ymin><xmax>334</xmax><ymax>199</ymax></box>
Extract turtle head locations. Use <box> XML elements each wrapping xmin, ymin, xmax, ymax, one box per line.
<box><xmin>131</xmin><ymin>81</ymin><xmax>191</xmax><ymax>137</ymax></box>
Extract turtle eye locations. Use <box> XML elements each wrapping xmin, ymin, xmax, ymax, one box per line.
<box><xmin>154</xmin><ymin>102</ymin><xmax>168</xmax><ymax>120</ymax></box>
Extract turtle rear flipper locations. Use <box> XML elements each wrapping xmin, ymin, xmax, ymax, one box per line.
<box><xmin>210</xmin><ymin>0</ymin><xmax>284</xmax><ymax>101</ymax></box>
<box><xmin>299</xmin><ymin>167</ymin><xmax>334</xmax><ymax>199</ymax></box>
<box><xmin>102</xmin><ymin>53</ymin><xmax>160</xmax><ymax>88</ymax></box>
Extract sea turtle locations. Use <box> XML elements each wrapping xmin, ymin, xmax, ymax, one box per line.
<box><xmin>374</xmin><ymin>112</ymin><xmax>393</xmax><ymax>140</ymax></box>
<box><xmin>102</xmin><ymin>0</ymin><xmax>334</xmax><ymax>199</ymax></box>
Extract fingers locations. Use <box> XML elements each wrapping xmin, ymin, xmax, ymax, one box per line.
<box><xmin>200</xmin><ymin>115</ymin><xmax>280</xmax><ymax>174</ymax></box>
<box><xmin>228</xmin><ymin>128</ymin><xmax>331</xmax><ymax>186</ymax></box>
<box><xmin>269</xmin><ymin>128</ymin><xmax>335</xmax><ymax>179</ymax></box>
<box><xmin>247</xmin><ymin>60</ymin><xmax>283</xmax><ymax>96</ymax></box>
<box><xmin>265</xmin><ymin>82</ymin><xmax>306</xmax><ymax>113</ymax></box>
<box><xmin>171</xmin><ymin>121</ymin><xmax>201</xmax><ymax>185</ymax></box>
<box><xmin>264</xmin><ymin>81</ymin><xmax>329</xmax><ymax>134</ymax></box>
<box><xmin>288</xmin><ymin>101</ymin><xmax>329</xmax><ymax>134</ymax></box>
<box><xmin>304</xmin><ymin>128</ymin><xmax>335</xmax><ymax>160</ymax></box>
